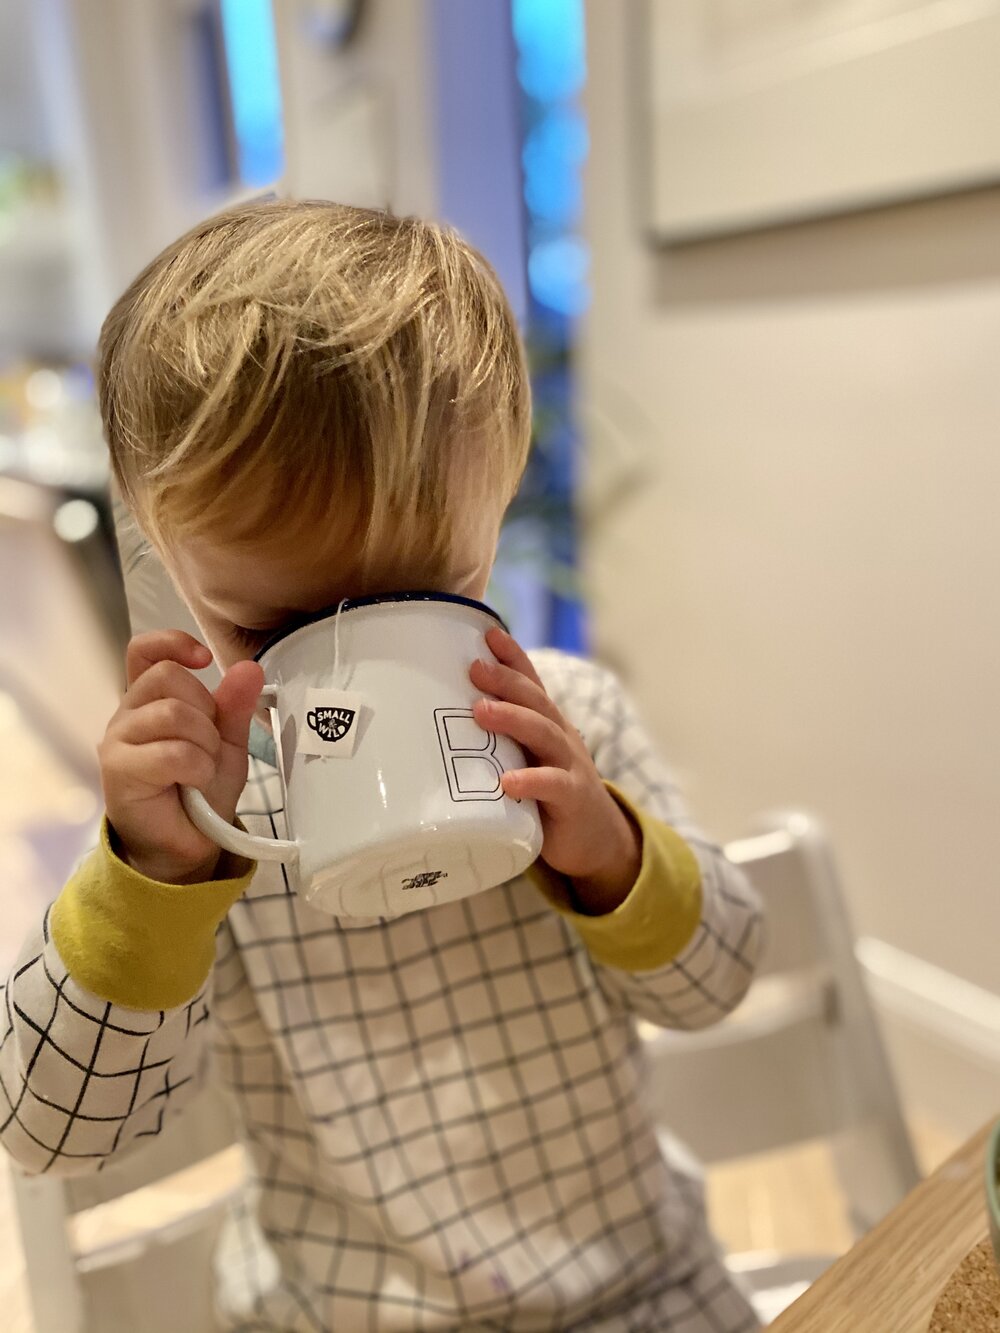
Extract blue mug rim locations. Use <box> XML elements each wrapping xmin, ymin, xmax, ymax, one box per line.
<box><xmin>252</xmin><ymin>590</ymin><xmax>507</xmax><ymax>662</ymax></box>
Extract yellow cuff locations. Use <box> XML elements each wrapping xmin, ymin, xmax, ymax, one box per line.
<box><xmin>528</xmin><ymin>784</ymin><xmax>702</xmax><ymax>972</ymax></box>
<box><xmin>50</xmin><ymin>817</ymin><xmax>256</xmax><ymax>1011</ymax></box>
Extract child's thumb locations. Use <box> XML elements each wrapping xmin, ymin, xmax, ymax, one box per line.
<box><xmin>214</xmin><ymin>660</ymin><xmax>266</xmax><ymax>750</ymax></box>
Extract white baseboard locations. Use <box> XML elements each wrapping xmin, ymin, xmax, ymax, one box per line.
<box><xmin>857</xmin><ymin>937</ymin><xmax>1000</xmax><ymax>1140</ymax></box>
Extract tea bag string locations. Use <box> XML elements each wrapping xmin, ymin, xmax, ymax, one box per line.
<box><xmin>332</xmin><ymin>598</ymin><xmax>350</xmax><ymax>688</ymax></box>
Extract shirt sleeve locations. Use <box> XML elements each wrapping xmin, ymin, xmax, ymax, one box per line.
<box><xmin>51</xmin><ymin>817</ymin><xmax>253</xmax><ymax>1010</ymax></box>
<box><xmin>0</xmin><ymin>827</ymin><xmax>253</xmax><ymax>1176</ymax></box>
<box><xmin>531</xmin><ymin>652</ymin><xmax>763</xmax><ymax>1031</ymax></box>
<box><xmin>528</xmin><ymin>783</ymin><xmax>703</xmax><ymax>971</ymax></box>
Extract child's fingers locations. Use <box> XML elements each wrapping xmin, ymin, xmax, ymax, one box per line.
<box><xmin>116</xmin><ymin>699</ymin><xmax>222</xmax><ymax>759</ymax></box>
<box><xmin>473</xmin><ymin>699</ymin><xmax>571</xmax><ymax>769</ymax></box>
<box><xmin>125</xmin><ymin>630</ymin><xmax>212</xmax><ymax>688</ymax></box>
<box><xmin>501</xmin><ymin>765</ymin><xmax>572</xmax><ymax>804</ymax></box>
<box><xmin>485</xmin><ymin>627</ymin><xmax>547</xmax><ymax>692</ymax></box>
<box><xmin>213</xmin><ymin>660</ymin><xmax>265</xmax><ymax>750</ymax></box>
<box><xmin>469</xmin><ymin>657</ymin><xmax>563</xmax><ymax>726</ymax></box>
<box><xmin>110</xmin><ymin>739</ymin><xmax>218</xmax><ymax>795</ymax></box>
<box><xmin>124</xmin><ymin>659</ymin><xmax>218</xmax><ymax>717</ymax></box>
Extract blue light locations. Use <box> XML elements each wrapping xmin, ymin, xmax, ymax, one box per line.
<box><xmin>220</xmin><ymin>0</ymin><xmax>284</xmax><ymax>186</ymax></box>
<box><xmin>522</xmin><ymin>108</ymin><xmax>588</xmax><ymax>226</ymax></box>
<box><xmin>528</xmin><ymin>237</ymin><xmax>590</xmax><ymax>321</ymax></box>
<box><xmin>512</xmin><ymin>0</ymin><xmax>586</xmax><ymax>101</ymax></box>
<box><xmin>511</xmin><ymin>0</ymin><xmax>589</xmax><ymax>651</ymax></box>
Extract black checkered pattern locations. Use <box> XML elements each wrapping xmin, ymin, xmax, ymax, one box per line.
<box><xmin>1</xmin><ymin>652</ymin><xmax>761</xmax><ymax>1331</ymax></box>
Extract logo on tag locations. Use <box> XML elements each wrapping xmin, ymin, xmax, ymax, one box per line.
<box><xmin>307</xmin><ymin>706</ymin><xmax>356</xmax><ymax>743</ymax></box>
<box><xmin>300</xmin><ymin>688</ymin><xmax>365</xmax><ymax>758</ymax></box>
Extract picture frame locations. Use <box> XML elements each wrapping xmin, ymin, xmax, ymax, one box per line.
<box><xmin>642</xmin><ymin>0</ymin><xmax>1000</xmax><ymax>242</ymax></box>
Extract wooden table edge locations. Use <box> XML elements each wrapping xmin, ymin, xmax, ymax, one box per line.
<box><xmin>769</xmin><ymin>1120</ymin><xmax>995</xmax><ymax>1333</ymax></box>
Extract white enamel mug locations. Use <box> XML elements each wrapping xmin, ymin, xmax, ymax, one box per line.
<box><xmin>181</xmin><ymin>593</ymin><xmax>543</xmax><ymax>918</ymax></box>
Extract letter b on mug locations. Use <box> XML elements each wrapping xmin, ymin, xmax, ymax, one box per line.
<box><xmin>434</xmin><ymin>709</ymin><xmax>504</xmax><ymax>802</ymax></box>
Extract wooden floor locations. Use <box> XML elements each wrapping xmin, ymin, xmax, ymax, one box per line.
<box><xmin>707</xmin><ymin>1118</ymin><xmax>956</xmax><ymax>1259</ymax></box>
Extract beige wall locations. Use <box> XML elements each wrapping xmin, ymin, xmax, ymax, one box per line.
<box><xmin>581</xmin><ymin>1</ymin><xmax>1000</xmax><ymax>999</ymax></box>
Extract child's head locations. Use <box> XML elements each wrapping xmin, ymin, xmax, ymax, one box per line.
<box><xmin>98</xmin><ymin>199</ymin><xmax>531</xmax><ymax>664</ymax></box>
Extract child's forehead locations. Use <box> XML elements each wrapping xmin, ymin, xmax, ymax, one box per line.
<box><xmin>172</xmin><ymin>533</ymin><xmax>363</xmax><ymax>618</ymax></box>
<box><xmin>163</xmin><ymin>501</ymin><xmax>500</xmax><ymax>623</ymax></box>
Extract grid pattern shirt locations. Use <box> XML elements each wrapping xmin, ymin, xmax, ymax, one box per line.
<box><xmin>1</xmin><ymin>652</ymin><xmax>762</xmax><ymax>1331</ymax></box>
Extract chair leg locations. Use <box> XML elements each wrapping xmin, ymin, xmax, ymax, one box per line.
<box><xmin>830</xmin><ymin>1117</ymin><xmax>922</xmax><ymax>1236</ymax></box>
<box><xmin>10</xmin><ymin>1168</ymin><xmax>85</xmax><ymax>1333</ymax></box>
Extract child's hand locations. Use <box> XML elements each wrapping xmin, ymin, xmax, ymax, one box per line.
<box><xmin>98</xmin><ymin>630</ymin><xmax>264</xmax><ymax>885</ymax></box>
<box><xmin>470</xmin><ymin>628</ymin><xmax>641</xmax><ymax>914</ymax></box>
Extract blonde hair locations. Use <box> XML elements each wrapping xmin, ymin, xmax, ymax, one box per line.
<box><xmin>98</xmin><ymin>199</ymin><xmax>531</xmax><ymax>578</ymax></box>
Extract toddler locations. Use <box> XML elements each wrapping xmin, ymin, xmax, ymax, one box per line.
<box><xmin>0</xmin><ymin>201</ymin><xmax>761</xmax><ymax>1332</ymax></box>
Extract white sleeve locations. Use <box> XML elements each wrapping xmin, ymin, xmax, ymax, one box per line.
<box><xmin>533</xmin><ymin>651</ymin><xmax>763</xmax><ymax>1031</ymax></box>
<box><xmin>0</xmin><ymin>909</ymin><xmax>211</xmax><ymax>1177</ymax></box>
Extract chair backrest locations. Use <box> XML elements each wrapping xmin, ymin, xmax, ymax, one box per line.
<box><xmin>11</xmin><ymin>1086</ymin><xmax>242</xmax><ymax>1333</ymax></box>
<box><xmin>641</xmin><ymin>813</ymin><xmax>921</xmax><ymax>1235</ymax></box>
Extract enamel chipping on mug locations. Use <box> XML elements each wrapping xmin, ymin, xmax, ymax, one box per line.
<box><xmin>181</xmin><ymin>593</ymin><xmax>543</xmax><ymax>918</ymax></box>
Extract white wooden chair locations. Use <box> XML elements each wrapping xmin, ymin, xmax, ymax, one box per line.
<box><xmin>640</xmin><ymin>812</ymin><xmax>921</xmax><ymax>1324</ymax></box>
<box><xmin>10</xmin><ymin>1086</ymin><xmax>245</xmax><ymax>1333</ymax></box>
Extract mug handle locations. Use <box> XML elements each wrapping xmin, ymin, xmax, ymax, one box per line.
<box><xmin>179</xmin><ymin>684</ymin><xmax>299</xmax><ymax>865</ymax></box>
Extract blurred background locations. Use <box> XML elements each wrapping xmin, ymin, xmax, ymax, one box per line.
<box><xmin>1</xmin><ymin>0</ymin><xmax>999</xmax><ymax>1326</ymax></box>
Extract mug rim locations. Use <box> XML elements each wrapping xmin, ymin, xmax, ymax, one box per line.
<box><xmin>253</xmin><ymin>590</ymin><xmax>508</xmax><ymax>661</ymax></box>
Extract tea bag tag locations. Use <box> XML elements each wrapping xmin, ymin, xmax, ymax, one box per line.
<box><xmin>301</xmin><ymin>688</ymin><xmax>364</xmax><ymax>758</ymax></box>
